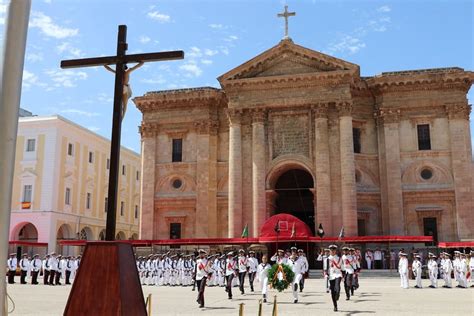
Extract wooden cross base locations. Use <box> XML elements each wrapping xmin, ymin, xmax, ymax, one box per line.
<box><xmin>64</xmin><ymin>242</ymin><xmax>146</xmax><ymax>316</ymax></box>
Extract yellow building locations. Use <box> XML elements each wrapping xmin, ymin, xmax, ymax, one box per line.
<box><xmin>8</xmin><ymin>115</ymin><xmax>141</xmax><ymax>256</ymax></box>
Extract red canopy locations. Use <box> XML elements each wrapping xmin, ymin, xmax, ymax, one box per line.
<box><xmin>9</xmin><ymin>241</ymin><xmax>48</xmax><ymax>247</ymax></box>
<box><xmin>438</xmin><ymin>241</ymin><xmax>474</xmax><ymax>248</ymax></box>
<box><xmin>259</xmin><ymin>213</ymin><xmax>312</xmax><ymax>242</ymax></box>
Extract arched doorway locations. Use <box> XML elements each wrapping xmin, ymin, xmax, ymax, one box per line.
<box><xmin>79</xmin><ymin>227</ymin><xmax>94</xmax><ymax>240</ymax></box>
<box><xmin>57</xmin><ymin>224</ymin><xmax>74</xmax><ymax>256</ymax></box>
<box><xmin>98</xmin><ymin>229</ymin><xmax>106</xmax><ymax>241</ymax></box>
<box><xmin>11</xmin><ymin>222</ymin><xmax>38</xmax><ymax>257</ymax></box>
<box><xmin>274</xmin><ymin>169</ymin><xmax>315</xmax><ymax>235</ymax></box>
<box><xmin>116</xmin><ymin>231</ymin><xmax>126</xmax><ymax>240</ymax></box>
<box><xmin>131</xmin><ymin>233</ymin><xmax>139</xmax><ymax>240</ymax></box>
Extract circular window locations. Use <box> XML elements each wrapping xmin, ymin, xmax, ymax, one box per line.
<box><xmin>420</xmin><ymin>168</ymin><xmax>433</xmax><ymax>180</ymax></box>
<box><xmin>172</xmin><ymin>179</ymin><xmax>183</xmax><ymax>189</ymax></box>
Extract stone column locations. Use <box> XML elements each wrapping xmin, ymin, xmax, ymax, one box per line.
<box><xmin>378</xmin><ymin>109</ymin><xmax>404</xmax><ymax>235</ymax></box>
<box><xmin>313</xmin><ymin>104</ymin><xmax>332</xmax><ymax>236</ymax></box>
<box><xmin>195</xmin><ymin>121</ymin><xmax>210</xmax><ymax>237</ymax></box>
<box><xmin>228</xmin><ymin>109</ymin><xmax>243</xmax><ymax>238</ymax></box>
<box><xmin>337</xmin><ymin>102</ymin><xmax>358</xmax><ymax>236</ymax></box>
<box><xmin>252</xmin><ymin>109</ymin><xmax>266</xmax><ymax>237</ymax></box>
<box><xmin>446</xmin><ymin>103</ymin><xmax>473</xmax><ymax>240</ymax></box>
<box><xmin>139</xmin><ymin>123</ymin><xmax>157</xmax><ymax>239</ymax></box>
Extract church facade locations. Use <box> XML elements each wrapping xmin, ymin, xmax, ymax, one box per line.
<box><xmin>135</xmin><ymin>39</ymin><xmax>474</xmax><ymax>242</ymax></box>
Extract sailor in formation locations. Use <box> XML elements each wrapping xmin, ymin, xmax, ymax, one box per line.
<box><xmin>237</xmin><ymin>249</ymin><xmax>249</xmax><ymax>295</ymax></box>
<box><xmin>7</xmin><ymin>253</ymin><xmax>17</xmax><ymax>284</ymax></box>
<box><xmin>247</xmin><ymin>251</ymin><xmax>258</xmax><ymax>292</ymax></box>
<box><xmin>195</xmin><ymin>249</ymin><xmax>211</xmax><ymax>308</ymax></box>
<box><xmin>441</xmin><ymin>252</ymin><xmax>453</xmax><ymax>288</ymax></box>
<box><xmin>297</xmin><ymin>249</ymin><xmax>309</xmax><ymax>292</ymax></box>
<box><xmin>288</xmin><ymin>248</ymin><xmax>305</xmax><ymax>303</ymax></box>
<box><xmin>19</xmin><ymin>254</ymin><xmax>30</xmax><ymax>284</ymax></box>
<box><xmin>270</xmin><ymin>249</ymin><xmax>288</xmax><ymax>265</ymax></box>
<box><xmin>320</xmin><ymin>248</ymin><xmax>330</xmax><ymax>293</ymax></box>
<box><xmin>257</xmin><ymin>255</ymin><xmax>271</xmax><ymax>302</ymax></box>
<box><xmin>412</xmin><ymin>254</ymin><xmax>422</xmax><ymax>288</ymax></box>
<box><xmin>427</xmin><ymin>253</ymin><xmax>438</xmax><ymax>288</ymax></box>
<box><xmin>341</xmin><ymin>247</ymin><xmax>355</xmax><ymax>300</ymax></box>
<box><xmin>224</xmin><ymin>251</ymin><xmax>237</xmax><ymax>299</ymax></box>
<box><xmin>470</xmin><ymin>251</ymin><xmax>474</xmax><ymax>287</ymax></box>
<box><xmin>30</xmin><ymin>254</ymin><xmax>42</xmax><ymax>285</ymax></box>
<box><xmin>398</xmin><ymin>252</ymin><xmax>409</xmax><ymax>289</ymax></box>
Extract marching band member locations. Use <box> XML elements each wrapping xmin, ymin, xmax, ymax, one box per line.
<box><xmin>247</xmin><ymin>251</ymin><xmax>259</xmax><ymax>292</ymax></box>
<box><xmin>327</xmin><ymin>245</ymin><xmax>343</xmax><ymax>312</ymax></box>
<box><xmin>237</xmin><ymin>249</ymin><xmax>249</xmax><ymax>295</ymax></box>
<box><xmin>195</xmin><ymin>249</ymin><xmax>211</xmax><ymax>308</ymax></box>
<box><xmin>225</xmin><ymin>252</ymin><xmax>237</xmax><ymax>299</ymax></box>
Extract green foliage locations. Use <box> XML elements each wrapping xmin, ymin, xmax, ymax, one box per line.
<box><xmin>267</xmin><ymin>263</ymin><xmax>295</xmax><ymax>292</ymax></box>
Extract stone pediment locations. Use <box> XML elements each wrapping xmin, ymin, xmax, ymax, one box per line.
<box><xmin>218</xmin><ymin>39</ymin><xmax>359</xmax><ymax>83</ymax></box>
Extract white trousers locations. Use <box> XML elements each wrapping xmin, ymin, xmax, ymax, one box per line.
<box><xmin>429</xmin><ymin>271</ymin><xmax>438</xmax><ymax>287</ymax></box>
<box><xmin>293</xmin><ymin>273</ymin><xmax>303</xmax><ymax>300</ymax></box>
<box><xmin>443</xmin><ymin>271</ymin><xmax>452</xmax><ymax>287</ymax></box>
<box><xmin>400</xmin><ymin>272</ymin><xmax>409</xmax><ymax>289</ymax></box>
<box><xmin>415</xmin><ymin>272</ymin><xmax>422</xmax><ymax>288</ymax></box>
<box><xmin>261</xmin><ymin>277</ymin><xmax>269</xmax><ymax>295</ymax></box>
<box><xmin>366</xmin><ymin>259</ymin><xmax>372</xmax><ymax>270</ymax></box>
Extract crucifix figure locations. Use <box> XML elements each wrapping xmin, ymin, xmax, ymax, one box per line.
<box><xmin>104</xmin><ymin>61</ymin><xmax>144</xmax><ymax>119</ymax></box>
<box><xmin>61</xmin><ymin>25</ymin><xmax>184</xmax><ymax>241</ymax></box>
<box><xmin>277</xmin><ymin>5</ymin><xmax>296</xmax><ymax>40</ymax></box>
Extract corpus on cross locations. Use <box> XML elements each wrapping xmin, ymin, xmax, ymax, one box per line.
<box><xmin>60</xmin><ymin>25</ymin><xmax>184</xmax><ymax>241</ymax></box>
<box><xmin>277</xmin><ymin>5</ymin><xmax>296</xmax><ymax>39</ymax></box>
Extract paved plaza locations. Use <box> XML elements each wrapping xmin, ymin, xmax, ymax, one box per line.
<box><xmin>5</xmin><ymin>277</ymin><xmax>473</xmax><ymax>315</ymax></box>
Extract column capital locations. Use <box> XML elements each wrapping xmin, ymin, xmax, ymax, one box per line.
<box><xmin>374</xmin><ymin>108</ymin><xmax>401</xmax><ymax>124</ymax></box>
<box><xmin>445</xmin><ymin>103</ymin><xmax>471</xmax><ymax>120</ymax></box>
<box><xmin>336</xmin><ymin>101</ymin><xmax>353</xmax><ymax>117</ymax></box>
<box><xmin>312</xmin><ymin>103</ymin><xmax>329</xmax><ymax>119</ymax></box>
<box><xmin>139</xmin><ymin>122</ymin><xmax>158</xmax><ymax>138</ymax></box>
<box><xmin>251</xmin><ymin>108</ymin><xmax>266</xmax><ymax>124</ymax></box>
<box><xmin>227</xmin><ymin>109</ymin><xmax>243</xmax><ymax>126</ymax></box>
<box><xmin>194</xmin><ymin>120</ymin><xmax>219</xmax><ymax>135</ymax></box>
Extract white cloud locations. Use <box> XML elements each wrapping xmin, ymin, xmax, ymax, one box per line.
<box><xmin>224</xmin><ymin>35</ymin><xmax>239</xmax><ymax>42</ymax></box>
<box><xmin>201</xmin><ymin>59</ymin><xmax>213</xmax><ymax>65</ymax></box>
<box><xmin>139</xmin><ymin>35</ymin><xmax>151</xmax><ymax>44</ymax></box>
<box><xmin>57</xmin><ymin>42</ymin><xmax>83</xmax><ymax>58</ymax></box>
<box><xmin>147</xmin><ymin>11</ymin><xmax>170</xmax><ymax>23</ymax></box>
<box><xmin>97</xmin><ymin>93</ymin><xmax>113</xmax><ymax>104</ymax></box>
<box><xmin>328</xmin><ymin>35</ymin><xmax>366</xmax><ymax>54</ymax></box>
<box><xmin>44</xmin><ymin>0</ymin><xmax>52</xmax><ymax>3</ymax></box>
<box><xmin>45</xmin><ymin>69</ymin><xmax>87</xmax><ymax>88</ymax></box>
<box><xmin>60</xmin><ymin>109</ymin><xmax>100</xmax><ymax>117</ymax></box>
<box><xmin>219</xmin><ymin>46</ymin><xmax>229</xmax><ymax>55</ymax></box>
<box><xmin>209</xmin><ymin>23</ymin><xmax>224</xmax><ymax>29</ymax></box>
<box><xmin>204</xmin><ymin>49</ymin><xmax>218</xmax><ymax>56</ymax></box>
<box><xmin>22</xmin><ymin>70</ymin><xmax>38</xmax><ymax>88</ymax></box>
<box><xmin>26</xmin><ymin>52</ymin><xmax>44</xmax><ymax>63</ymax></box>
<box><xmin>179</xmin><ymin>62</ymin><xmax>202</xmax><ymax>77</ymax></box>
<box><xmin>188</xmin><ymin>46</ymin><xmax>202</xmax><ymax>58</ymax></box>
<box><xmin>377</xmin><ymin>5</ymin><xmax>391</xmax><ymax>13</ymax></box>
<box><xmin>30</xmin><ymin>11</ymin><xmax>79</xmax><ymax>39</ymax></box>
<box><xmin>141</xmin><ymin>74</ymin><xmax>166</xmax><ymax>84</ymax></box>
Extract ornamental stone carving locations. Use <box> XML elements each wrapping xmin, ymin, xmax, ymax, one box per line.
<box><xmin>139</xmin><ymin>122</ymin><xmax>158</xmax><ymax>138</ymax></box>
<box><xmin>251</xmin><ymin>109</ymin><xmax>266</xmax><ymax>124</ymax></box>
<box><xmin>445</xmin><ymin>103</ymin><xmax>471</xmax><ymax>120</ymax></box>
<box><xmin>374</xmin><ymin>108</ymin><xmax>401</xmax><ymax>124</ymax></box>
<box><xmin>311</xmin><ymin>103</ymin><xmax>329</xmax><ymax>119</ymax></box>
<box><xmin>336</xmin><ymin>101</ymin><xmax>353</xmax><ymax>116</ymax></box>
<box><xmin>227</xmin><ymin>109</ymin><xmax>243</xmax><ymax>126</ymax></box>
<box><xmin>194</xmin><ymin>120</ymin><xmax>219</xmax><ymax>135</ymax></box>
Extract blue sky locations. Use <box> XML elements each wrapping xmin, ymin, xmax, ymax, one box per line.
<box><xmin>0</xmin><ymin>0</ymin><xmax>472</xmax><ymax>153</ymax></box>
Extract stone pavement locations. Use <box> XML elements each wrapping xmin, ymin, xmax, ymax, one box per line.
<box><xmin>5</xmin><ymin>278</ymin><xmax>473</xmax><ymax>315</ymax></box>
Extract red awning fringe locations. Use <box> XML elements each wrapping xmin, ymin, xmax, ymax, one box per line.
<box><xmin>438</xmin><ymin>241</ymin><xmax>474</xmax><ymax>248</ymax></box>
<box><xmin>9</xmin><ymin>241</ymin><xmax>48</xmax><ymax>247</ymax></box>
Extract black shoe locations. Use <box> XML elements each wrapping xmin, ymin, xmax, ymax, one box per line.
<box><xmin>199</xmin><ymin>304</ymin><xmax>204</xmax><ymax>308</ymax></box>
<box><xmin>326</xmin><ymin>290</ymin><xmax>330</xmax><ymax>293</ymax></box>
<box><xmin>300</xmin><ymin>289</ymin><xmax>303</xmax><ymax>292</ymax></box>
<box><xmin>228</xmin><ymin>296</ymin><xmax>232</xmax><ymax>300</ymax></box>
<box><xmin>263</xmin><ymin>299</ymin><xmax>267</xmax><ymax>303</ymax></box>
<box><xmin>294</xmin><ymin>299</ymin><xmax>298</xmax><ymax>304</ymax></box>
<box><xmin>346</xmin><ymin>297</ymin><xmax>350</xmax><ymax>301</ymax></box>
<box><xmin>241</xmin><ymin>291</ymin><xmax>244</xmax><ymax>295</ymax></box>
<box><xmin>414</xmin><ymin>285</ymin><xmax>419</xmax><ymax>288</ymax></box>
<box><xmin>334</xmin><ymin>306</ymin><xmax>338</xmax><ymax>312</ymax></box>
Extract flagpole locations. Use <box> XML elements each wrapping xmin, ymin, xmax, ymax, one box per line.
<box><xmin>0</xmin><ymin>1</ymin><xmax>31</xmax><ymax>314</ymax></box>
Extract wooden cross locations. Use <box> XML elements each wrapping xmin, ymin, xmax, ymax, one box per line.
<box><xmin>277</xmin><ymin>5</ymin><xmax>296</xmax><ymax>39</ymax></box>
<box><xmin>60</xmin><ymin>25</ymin><xmax>184</xmax><ymax>241</ymax></box>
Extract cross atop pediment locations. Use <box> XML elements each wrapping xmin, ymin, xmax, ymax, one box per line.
<box><xmin>277</xmin><ymin>5</ymin><xmax>296</xmax><ymax>40</ymax></box>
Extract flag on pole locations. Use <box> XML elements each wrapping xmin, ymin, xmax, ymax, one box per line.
<box><xmin>317</xmin><ymin>223</ymin><xmax>325</xmax><ymax>238</ymax></box>
<box><xmin>338</xmin><ymin>226</ymin><xmax>345</xmax><ymax>240</ymax></box>
<box><xmin>274</xmin><ymin>220</ymin><xmax>280</xmax><ymax>233</ymax></box>
<box><xmin>241</xmin><ymin>224</ymin><xmax>249</xmax><ymax>238</ymax></box>
<box><xmin>290</xmin><ymin>222</ymin><xmax>296</xmax><ymax>238</ymax></box>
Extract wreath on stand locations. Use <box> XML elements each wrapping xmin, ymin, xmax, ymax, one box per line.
<box><xmin>267</xmin><ymin>263</ymin><xmax>295</xmax><ymax>292</ymax></box>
